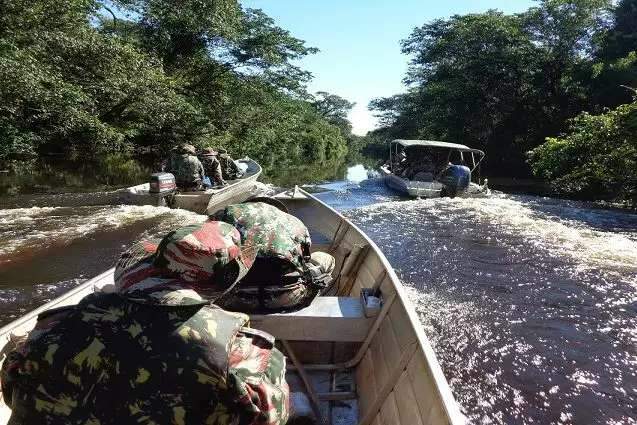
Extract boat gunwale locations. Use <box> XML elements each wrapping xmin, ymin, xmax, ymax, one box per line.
<box><xmin>296</xmin><ymin>188</ymin><xmax>464</xmax><ymax>424</ymax></box>
<box><xmin>0</xmin><ymin>185</ymin><xmax>464</xmax><ymax>425</ymax></box>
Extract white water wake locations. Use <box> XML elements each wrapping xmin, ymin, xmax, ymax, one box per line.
<box><xmin>0</xmin><ymin>205</ymin><xmax>206</xmax><ymax>259</ymax></box>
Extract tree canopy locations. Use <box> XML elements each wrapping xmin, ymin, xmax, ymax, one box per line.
<box><xmin>368</xmin><ymin>0</ymin><xmax>636</xmax><ymax>203</ymax></box>
<box><xmin>0</xmin><ymin>0</ymin><xmax>351</xmax><ymax>185</ymax></box>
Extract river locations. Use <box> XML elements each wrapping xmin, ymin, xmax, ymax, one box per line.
<box><xmin>0</xmin><ymin>173</ymin><xmax>635</xmax><ymax>424</ymax></box>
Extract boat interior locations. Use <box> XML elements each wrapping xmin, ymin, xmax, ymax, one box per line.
<box><xmin>0</xmin><ymin>189</ymin><xmax>461</xmax><ymax>425</ymax></box>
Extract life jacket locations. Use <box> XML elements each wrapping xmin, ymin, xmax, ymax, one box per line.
<box><xmin>212</xmin><ymin>202</ymin><xmax>335</xmax><ymax>313</ymax></box>
<box><xmin>1</xmin><ymin>290</ymin><xmax>248</xmax><ymax>424</ymax></box>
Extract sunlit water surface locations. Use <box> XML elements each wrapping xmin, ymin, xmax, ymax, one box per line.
<box><xmin>1</xmin><ymin>175</ymin><xmax>636</xmax><ymax>424</ymax></box>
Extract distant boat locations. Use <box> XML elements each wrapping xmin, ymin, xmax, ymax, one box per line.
<box><xmin>120</xmin><ymin>158</ymin><xmax>262</xmax><ymax>214</ymax></box>
<box><xmin>0</xmin><ymin>187</ymin><xmax>464</xmax><ymax>425</ymax></box>
<box><xmin>380</xmin><ymin>139</ymin><xmax>489</xmax><ymax>198</ymax></box>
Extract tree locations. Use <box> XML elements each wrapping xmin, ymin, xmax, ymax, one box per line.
<box><xmin>588</xmin><ymin>0</ymin><xmax>637</xmax><ymax>108</ymax></box>
<box><xmin>0</xmin><ymin>0</ymin><xmax>349</xmax><ymax>186</ymax></box>
<box><xmin>598</xmin><ymin>0</ymin><xmax>637</xmax><ymax>61</ymax></box>
<box><xmin>312</xmin><ymin>91</ymin><xmax>355</xmax><ymax>134</ymax></box>
<box><xmin>372</xmin><ymin>11</ymin><xmax>542</xmax><ymax>175</ymax></box>
<box><xmin>529</xmin><ymin>99</ymin><xmax>637</xmax><ymax>204</ymax></box>
<box><xmin>368</xmin><ymin>0</ymin><xmax>618</xmax><ymax>178</ymax></box>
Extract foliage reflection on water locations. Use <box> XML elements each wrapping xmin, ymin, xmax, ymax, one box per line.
<box><xmin>0</xmin><ymin>155</ymin><xmax>373</xmax><ymax>196</ymax></box>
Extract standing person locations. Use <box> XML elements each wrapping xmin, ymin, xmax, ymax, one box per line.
<box><xmin>199</xmin><ymin>148</ymin><xmax>226</xmax><ymax>187</ymax></box>
<box><xmin>166</xmin><ymin>143</ymin><xmax>206</xmax><ymax>190</ymax></box>
<box><xmin>217</xmin><ymin>148</ymin><xmax>243</xmax><ymax>180</ymax></box>
<box><xmin>0</xmin><ymin>221</ymin><xmax>291</xmax><ymax>425</ymax></box>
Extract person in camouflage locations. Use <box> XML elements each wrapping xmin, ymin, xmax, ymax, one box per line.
<box><xmin>217</xmin><ymin>148</ymin><xmax>243</xmax><ymax>180</ymax></box>
<box><xmin>166</xmin><ymin>143</ymin><xmax>206</xmax><ymax>191</ymax></box>
<box><xmin>199</xmin><ymin>148</ymin><xmax>226</xmax><ymax>187</ymax></box>
<box><xmin>0</xmin><ymin>221</ymin><xmax>290</xmax><ymax>425</ymax></box>
<box><xmin>212</xmin><ymin>202</ymin><xmax>335</xmax><ymax>313</ymax></box>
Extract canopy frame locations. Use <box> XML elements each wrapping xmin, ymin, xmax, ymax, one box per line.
<box><xmin>388</xmin><ymin>139</ymin><xmax>485</xmax><ymax>174</ymax></box>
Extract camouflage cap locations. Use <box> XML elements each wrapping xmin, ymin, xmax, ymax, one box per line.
<box><xmin>213</xmin><ymin>202</ymin><xmax>311</xmax><ymax>270</ymax></box>
<box><xmin>115</xmin><ymin>221</ymin><xmax>257</xmax><ymax>303</ymax></box>
<box><xmin>180</xmin><ymin>143</ymin><xmax>197</xmax><ymax>154</ymax></box>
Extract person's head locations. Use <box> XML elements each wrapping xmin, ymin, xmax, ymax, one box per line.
<box><xmin>115</xmin><ymin>221</ymin><xmax>257</xmax><ymax>301</ymax></box>
<box><xmin>179</xmin><ymin>143</ymin><xmax>197</xmax><ymax>155</ymax></box>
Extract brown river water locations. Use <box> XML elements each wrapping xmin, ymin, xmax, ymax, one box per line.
<box><xmin>0</xmin><ymin>175</ymin><xmax>636</xmax><ymax>424</ymax></box>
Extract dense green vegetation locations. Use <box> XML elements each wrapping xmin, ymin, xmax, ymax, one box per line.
<box><xmin>0</xmin><ymin>0</ymin><xmax>353</xmax><ymax>192</ymax></box>
<box><xmin>2</xmin><ymin>0</ymin><xmax>635</xmax><ymax>202</ymax></box>
<box><xmin>530</xmin><ymin>97</ymin><xmax>637</xmax><ymax>204</ymax></box>
<box><xmin>369</xmin><ymin>0</ymin><xmax>637</xmax><ymax>203</ymax></box>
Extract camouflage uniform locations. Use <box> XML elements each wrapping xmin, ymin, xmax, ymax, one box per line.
<box><xmin>116</xmin><ymin>221</ymin><xmax>256</xmax><ymax>301</ymax></box>
<box><xmin>217</xmin><ymin>149</ymin><xmax>242</xmax><ymax>180</ymax></box>
<box><xmin>0</xmin><ymin>222</ymin><xmax>289</xmax><ymax>425</ymax></box>
<box><xmin>200</xmin><ymin>153</ymin><xmax>225</xmax><ymax>187</ymax></box>
<box><xmin>167</xmin><ymin>145</ymin><xmax>206</xmax><ymax>190</ymax></box>
<box><xmin>212</xmin><ymin>203</ymin><xmax>334</xmax><ymax>313</ymax></box>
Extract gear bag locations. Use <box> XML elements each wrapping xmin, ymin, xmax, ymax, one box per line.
<box><xmin>212</xmin><ymin>202</ymin><xmax>335</xmax><ymax>313</ymax></box>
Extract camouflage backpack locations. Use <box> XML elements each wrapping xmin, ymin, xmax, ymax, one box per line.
<box><xmin>212</xmin><ymin>202</ymin><xmax>335</xmax><ymax>313</ymax></box>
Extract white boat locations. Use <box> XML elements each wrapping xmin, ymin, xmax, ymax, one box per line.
<box><xmin>381</xmin><ymin>140</ymin><xmax>489</xmax><ymax>198</ymax></box>
<box><xmin>0</xmin><ymin>187</ymin><xmax>464</xmax><ymax>425</ymax></box>
<box><xmin>120</xmin><ymin>158</ymin><xmax>262</xmax><ymax>214</ymax></box>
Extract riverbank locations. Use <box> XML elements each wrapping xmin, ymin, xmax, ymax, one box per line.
<box><xmin>2</xmin><ymin>158</ymin><xmax>636</xmax><ymax>212</ymax></box>
<box><xmin>0</xmin><ymin>155</ymin><xmax>353</xmax><ymax>196</ymax></box>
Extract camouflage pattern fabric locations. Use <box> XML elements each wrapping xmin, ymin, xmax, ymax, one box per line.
<box><xmin>213</xmin><ymin>202</ymin><xmax>311</xmax><ymax>272</ymax></box>
<box><xmin>218</xmin><ymin>278</ymin><xmax>317</xmax><ymax>313</ymax></box>
<box><xmin>218</xmin><ymin>251</ymin><xmax>335</xmax><ymax>313</ymax></box>
<box><xmin>115</xmin><ymin>221</ymin><xmax>257</xmax><ymax>302</ymax></box>
<box><xmin>200</xmin><ymin>155</ymin><xmax>225</xmax><ymax>186</ymax></box>
<box><xmin>218</xmin><ymin>154</ymin><xmax>242</xmax><ymax>180</ymax></box>
<box><xmin>0</xmin><ymin>289</ymin><xmax>290</xmax><ymax>425</ymax></box>
<box><xmin>167</xmin><ymin>153</ymin><xmax>206</xmax><ymax>189</ymax></box>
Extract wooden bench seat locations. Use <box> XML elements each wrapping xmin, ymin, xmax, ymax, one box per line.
<box><xmin>250</xmin><ymin>297</ymin><xmax>373</xmax><ymax>342</ymax></box>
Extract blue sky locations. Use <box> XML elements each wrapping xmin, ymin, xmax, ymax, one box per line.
<box><xmin>241</xmin><ymin>0</ymin><xmax>536</xmax><ymax>135</ymax></box>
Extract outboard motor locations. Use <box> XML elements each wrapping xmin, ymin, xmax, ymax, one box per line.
<box><xmin>439</xmin><ymin>165</ymin><xmax>471</xmax><ymax>198</ymax></box>
<box><xmin>149</xmin><ymin>172</ymin><xmax>176</xmax><ymax>194</ymax></box>
<box><xmin>148</xmin><ymin>172</ymin><xmax>176</xmax><ymax>206</ymax></box>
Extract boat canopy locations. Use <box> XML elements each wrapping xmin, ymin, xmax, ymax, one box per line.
<box><xmin>391</xmin><ymin>139</ymin><xmax>484</xmax><ymax>155</ymax></box>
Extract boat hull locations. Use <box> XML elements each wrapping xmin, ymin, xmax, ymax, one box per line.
<box><xmin>384</xmin><ymin>173</ymin><xmax>443</xmax><ymax>198</ymax></box>
<box><xmin>120</xmin><ymin>158</ymin><xmax>263</xmax><ymax>214</ymax></box>
<box><xmin>0</xmin><ymin>187</ymin><xmax>464</xmax><ymax>425</ymax></box>
<box><xmin>383</xmin><ymin>170</ymin><xmax>489</xmax><ymax>199</ymax></box>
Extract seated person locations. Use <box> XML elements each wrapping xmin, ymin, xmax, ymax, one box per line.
<box><xmin>217</xmin><ymin>148</ymin><xmax>243</xmax><ymax>180</ymax></box>
<box><xmin>1</xmin><ymin>222</ymin><xmax>291</xmax><ymax>425</ymax></box>
<box><xmin>165</xmin><ymin>143</ymin><xmax>206</xmax><ymax>190</ymax></box>
<box><xmin>199</xmin><ymin>148</ymin><xmax>226</xmax><ymax>187</ymax></box>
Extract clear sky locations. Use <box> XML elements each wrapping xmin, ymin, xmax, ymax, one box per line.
<box><xmin>241</xmin><ymin>0</ymin><xmax>536</xmax><ymax>135</ymax></box>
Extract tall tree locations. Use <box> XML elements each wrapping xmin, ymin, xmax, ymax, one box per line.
<box><xmin>0</xmin><ymin>0</ymin><xmax>349</xmax><ymax>184</ymax></box>
<box><xmin>369</xmin><ymin>0</ymin><xmax>615</xmax><ymax>177</ymax></box>
<box><xmin>312</xmin><ymin>91</ymin><xmax>355</xmax><ymax>134</ymax></box>
<box><xmin>599</xmin><ymin>0</ymin><xmax>637</xmax><ymax>60</ymax></box>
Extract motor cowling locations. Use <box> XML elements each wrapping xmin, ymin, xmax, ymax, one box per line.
<box><xmin>439</xmin><ymin>165</ymin><xmax>471</xmax><ymax>197</ymax></box>
<box><xmin>149</xmin><ymin>172</ymin><xmax>176</xmax><ymax>194</ymax></box>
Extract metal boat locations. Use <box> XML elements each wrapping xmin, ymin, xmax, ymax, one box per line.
<box><xmin>0</xmin><ymin>187</ymin><xmax>464</xmax><ymax>424</ymax></box>
<box><xmin>381</xmin><ymin>140</ymin><xmax>489</xmax><ymax>198</ymax></box>
<box><xmin>119</xmin><ymin>158</ymin><xmax>262</xmax><ymax>214</ymax></box>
